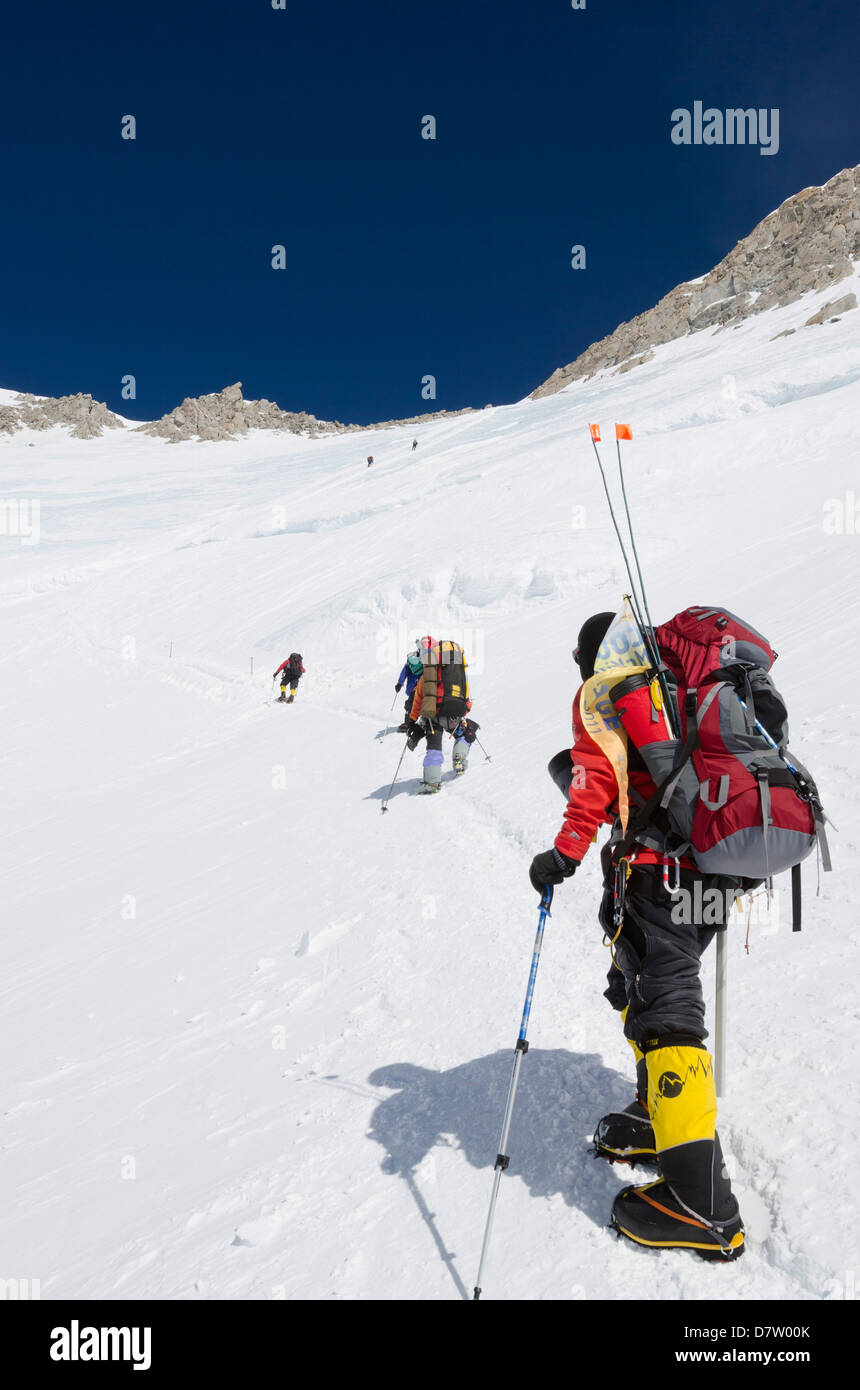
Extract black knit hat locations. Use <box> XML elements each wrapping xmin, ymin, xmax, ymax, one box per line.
<box><xmin>574</xmin><ymin>612</ymin><xmax>616</xmax><ymax>680</ymax></box>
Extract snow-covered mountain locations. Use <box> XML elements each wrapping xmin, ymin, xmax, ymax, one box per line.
<box><xmin>2</xmin><ymin>222</ymin><xmax>859</xmax><ymax>1301</ymax></box>
<box><xmin>533</xmin><ymin>164</ymin><xmax>860</xmax><ymax>396</ymax></box>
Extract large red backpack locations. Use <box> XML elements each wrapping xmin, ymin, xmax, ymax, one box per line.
<box><xmin>610</xmin><ymin>606</ymin><xmax>830</xmax><ymax>892</ymax></box>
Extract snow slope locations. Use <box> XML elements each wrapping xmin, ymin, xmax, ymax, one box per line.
<box><xmin>2</xmin><ymin>273</ymin><xmax>859</xmax><ymax>1302</ymax></box>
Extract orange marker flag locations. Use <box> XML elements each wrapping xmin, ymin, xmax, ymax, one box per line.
<box><xmin>589</xmin><ymin>423</ymin><xmax>601</xmax><ymax>442</ymax></box>
<box><xmin>615</xmin><ymin>424</ymin><xmax>633</xmax><ymax>441</ymax></box>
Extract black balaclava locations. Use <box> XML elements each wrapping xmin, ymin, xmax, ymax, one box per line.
<box><xmin>574</xmin><ymin>612</ymin><xmax>616</xmax><ymax>681</ymax></box>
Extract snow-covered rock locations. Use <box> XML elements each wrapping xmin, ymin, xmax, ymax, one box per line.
<box><xmin>0</xmin><ymin>390</ymin><xmax>125</xmax><ymax>438</ymax></box>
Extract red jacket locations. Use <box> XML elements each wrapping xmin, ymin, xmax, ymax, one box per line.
<box><xmin>554</xmin><ymin>688</ymin><xmax>669</xmax><ymax>867</ymax></box>
<box><xmin>276</xmin><ymin>659</ymin><xmax>305</xmax><ymax>677</ymax></box>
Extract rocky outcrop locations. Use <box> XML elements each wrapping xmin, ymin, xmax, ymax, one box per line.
<box><xmin>804</xmin><ymin>292</ymin><xmax>857</xmax><ymax>326</ymax></box>
<box><xmin>0</xmin><ymin>392</ymin><xmax>125</xmax><ymax>438</ymax></box>
<box><xmin>0</xmin><ymin>381</ymin><xmax>481</xmax><ymax>444</ymax></box>
<box><xmin>135</xmin><ymin>382</ymin><xmax>346</xmax><ymax>443</ymax></box>
<box><xmin>360</xmin><ymin>406</ymin><xmax>477</xmax><ymax>430</ymax></box>
<box><xmin>532</xmin><ymin>164</ymin><xmax>860</xmax><ymax>398</ymax></box>
<box><xmin>135</xmin><ymin>384</ymin><xmax>478</xmax><ymax>443</ymax></box>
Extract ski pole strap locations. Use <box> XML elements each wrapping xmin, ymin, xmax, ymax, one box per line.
<box><xmin>814</xmin><ymin>814</ymin><xmax>832</xmax><ymax>872</ymax></box>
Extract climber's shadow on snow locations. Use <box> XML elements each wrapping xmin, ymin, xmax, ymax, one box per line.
<box><xmin>368</xmin><ymin>1048</ymin><xmax>629</xmax><ymax>1228</ymax></box>
<box><xmin>366</xmin><ymin>778</ymin><xmax>424</xmax><ymax>803</ymax></box>
<box><xmin>367</xmin><ymin>769</ymin><xmax>466</xmax><ymax>803</ymax></box>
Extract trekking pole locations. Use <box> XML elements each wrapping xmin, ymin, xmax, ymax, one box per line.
<box><xmin>615</xmin><ymin>434</ymin><xmax>660</xmax><ymax>662</ymax></box>
<box><xmin>714</xmin><ymin>931</ymin><xmax>727</xmax><ymax>1098</ymax></box>
<box><xmin>473</xmin><ymin>887</ymin><xmax>552</xmax><ymax>1301</ymax></box>
<box><xmin>474</xmin><ymin>735</ymin><xmax>492</xmax><ymax>762</ymax></box>
<box><xmin>588</xmin><ymin>429</ymin><xmax>643</xmax><ymax>614</ymax></box>
<box><xmin>381</xmin><ymin>740</ymin><xmax>409</xmax><ymax>814</ymax></box>
<box><xmin>614</xmin><ymin>431</ymin><xmax>678</xmax><ymax>737</ymax></box>
<box><xmin>390</xmin><ymin>690</ymin><xmax>399</xmax><ymax>712</ymax></box>
<box><xmin>587</xmin><ymin>429</ymin><xmax>673</xmax><ymax>729</ymax></box>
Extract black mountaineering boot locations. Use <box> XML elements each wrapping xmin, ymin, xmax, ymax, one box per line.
<box><xmin>594</xmin><ymin>1097</ymin><xmax>658</xmax><ymax>1167</ymax></box>
<box><xmin>594</xmin><ymin>1056</ymin><xmax>658</xmax><ymax>1166</ymax></box>
<box><xmin>611</xmin><ymin>1045</ymin><xmax>745</xmax><ymax>1261</ymax></box>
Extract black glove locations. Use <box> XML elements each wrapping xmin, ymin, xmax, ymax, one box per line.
<box><xmin>529</xmin><ymin>847</ymin><xmax>577</xmax><ymax>898</ymax></box>
<box><xmin>406</xmin><ymin>720</ymin><xmax>424</xmax><ymax>751</ymax></box>
<box><xmin>455</xmin><ymin>718</ymin><xmax>479</xmax><ymax>743</ymax></box>
<box><xmin>273</xmin><ymin>672</ymin><xmax>279</xmax><ymax>680</ymax></box>
<box><xmin>395</xmin><ymin>682</ymin><xmax>403</xmax><ymax>693</ymax></box>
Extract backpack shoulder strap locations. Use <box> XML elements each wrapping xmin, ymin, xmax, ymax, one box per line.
<box><xmin>614</xmin><ymin>689</ymin><xmax>700</xmax><ymax>860</ymax></box>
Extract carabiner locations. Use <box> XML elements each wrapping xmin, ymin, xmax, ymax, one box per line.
<box><xmin>612</xmin><ymin>855</ymin><xmax>634</xmax><ymax>927</ymax></box>
<box><xmin>662</xmin><ymin>854</ymin><xmax>682</xmax><ymax>895</ymax></box>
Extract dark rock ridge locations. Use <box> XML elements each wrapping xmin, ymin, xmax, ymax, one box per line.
<box><xmin>0</xmin><ymin>381</ymin><xmax>477</xmax><ymax>443</ymax></box>
<box><xmin>134</xmin><ymin>382</ymin><xmax>342</xmax><ymax>442</ymax></box>
<box><xmin>531</xmin><ymin>164</ymin><xmax>860</xmax><ymax>398</ymax></box>
<box><xmin>135</xmin><ymin>383</ymin><xmax>477</xmax><ymax>443</ymax></box>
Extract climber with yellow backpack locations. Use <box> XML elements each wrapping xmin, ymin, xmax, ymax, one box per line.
<box><xmin>405</xmin><ymin>636</ymin><xmax>480</xmax><ymax>793</ymax></box>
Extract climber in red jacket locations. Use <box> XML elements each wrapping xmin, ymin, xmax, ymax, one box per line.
<box><xmin>528</xmin><ymin>612</ymin><xmax>745</xmax><ymax>1262</ymax></box>
<box><xmin>274</xmin><ymin>653</ymin><xmax>305</xmax><ymax>704</ymax></box>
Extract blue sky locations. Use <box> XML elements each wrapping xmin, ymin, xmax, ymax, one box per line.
<box><xmin>1</xmin><ymin>0</ymin><xmax>858</xmax><ymax>424</ymax></box>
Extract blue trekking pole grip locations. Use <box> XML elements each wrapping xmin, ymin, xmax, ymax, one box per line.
<box><xmin>473</xmin><ymin>887</ymin><xmax>552</xmax><ymax>1301</ymax></box>
<box><xmin>519</xmin><ymin>891</ymin><xmax>551</xmax><ymax>1041</ymax></box>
